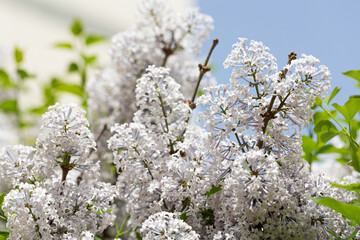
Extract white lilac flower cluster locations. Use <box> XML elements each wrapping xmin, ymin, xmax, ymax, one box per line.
<box><xmin>140</xmin><ymin>212</ymin><xmax>200</xmax><ymax>240</ymax></box>
<box><xmin>87</xmin><ymin>0</ymin><xmax>214</xmax><ymax>136</ymax></box>
<box><xmin>0</xmin><ymin>103</ymin><xmax>116</xmax><ymax>240</ymax></box>
<box><xmin>109</xmin><ymin>39</ymin><xmax>356</xmax><ymax>239</ymax></box>
<box><xmin>108</xmin><ymin>66</ymin><xmax>204</xmax><ymax>229</ymax></box>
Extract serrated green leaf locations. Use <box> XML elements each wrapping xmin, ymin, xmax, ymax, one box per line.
<box><xmin>314</xmin><ymin>120</ymin><xmax>338</xmax><ymax>146</ymax></box>
<box><xmin>206</xmin><ymin>184</ymin><xmax>222</xmax><ymax>197</ymax></box>
<box><xmin>68</xmin><ymin>62</ymin><xmax>79</xmax><ymax>73</ymax></box>
<box><xmin>14</xmin><ymin>47</ymin><xmax>23</xmax><ymax>64</ymax></box>
<box><xmin>0</xmin><ymin>99</ymin><xmax>17</xmax><ymax>113</ymax></box>
<box><xmin>71</xmin><ymin>18</ymin><xmax>83</xmax><ymax>36</ymax></box>
<box><xmin>311</xmin><ymin>196</ymin><xmax>360</xmax><ymax>224</ymax></box>
<box><xmin>54</xmin><ymin>42</ymin><xmax>73</xmax><ymax>50</ymax></box>
<box><xmin>331</xmin><ymin>182</ymin><xmax>360</xmax><ymax>193</ymax></box>
<box><xmin>85</xmin><ymin>34</ymin><xmax>106</xmax><ymax>46</ymax></box>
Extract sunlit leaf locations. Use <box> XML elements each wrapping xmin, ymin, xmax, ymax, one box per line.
<box><xmin>343</xmin><ymin>70</ymin><xmax>360</xmax><ymax>87</ymax></box>
<box><xmin>311</xmin><ymin>196</ymin><xmax>360</xmax><ymax>224</ymax></box>
<box><xmin>332</xmin><ymin>98</ymin><xmax>360</xmax><ymax>123</ymax></box>
<box><xmin>324</xmin><ymin>87</ymin><xmax>341</xmax><ymax>106</ymax></box>
<box><xmin>331</xmin><ymin>182</ymin><xmax>360</xmax><ymax>193</ymax></box>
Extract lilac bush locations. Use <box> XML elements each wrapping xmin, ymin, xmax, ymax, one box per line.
<box><xmin>0</xmin><ymin>0</ymin><xmax>359</xmax><ymax>239</ymax></box>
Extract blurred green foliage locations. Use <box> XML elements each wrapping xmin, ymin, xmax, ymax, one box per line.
<box><xmin>305</xmin><ymin>70</ymin><xmax>360</xmax><ymax>238</ymax></box>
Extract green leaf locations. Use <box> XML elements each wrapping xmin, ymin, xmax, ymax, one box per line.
<box><xmin>332</xmin><ymin>98</ymin><xmax>360</xmax><ymax>123</ymax></box>
<box><xmin>198</xmin><ymin>208</ymin><xmax>215</xmax><ymax>225</ymax></box>
<box><xmin>331</xmin><ymin>182</ymin><xmax>360</xmax><ymax>193</ymax></box>
<box><xmin>68</xmin><ymin>62</ymin><xmax>79</xmax><ymax>73</ymax></box>
<box><xmin>313</xmin><ymin>111</ymin><xmax>332</xmax><ymax>125</ymax></box>
<box><xmin>54</xmin><ymin>42</ymin><xmax>73</xmax><ymax>50</ymax></box>
<box><xmin>180</xmin><ymin>212</ymin><xmax>188</xmax><ymax>221</ymax></box>
<box><xmin>0</xmin><ymin>99</ymin><xmax>17</xmax><ymax>113</ymax></box>
<box><xmin>94</xmin><ymin>236</ymin><xmax>102</xmax><ymax>240</ymax></box>
<box><xmin>349</xmin><ymin>141</ymin><xmax>360</xmax><ymax>172</ymax></box>
<box><xmin>302</xmin><ymin>136</ymin><xmax>318</xmax><ymax>164</ymax></box>
<box><xmin>343</xmin><ymin>70</ymin><xmax>360</xmax><ymax>87</ymax></box>
<box><xmin>135</xmin><ymin>231</ymin><xmax>142</xmax><ymax>240</ymax></box>
<box><xmin>0</xmin><ymin>69</ymin><xmax>11</xmax><ymax>87</ymax></box>
<box><xmin>311</xmin><ymin>196</ymin><xmax>360</xmax><ymax>224</ymax></box>
<box><xmin>314</xmin><ymin>120</ymin><xmax>338</xmax><ymax>146</ymax></box>
<box><xmin>29</xmin><ymin>106</ymin><xmax>47</xmax><ymax>115</ymax></box>
<box><xmin>197</xmin><ymin>89</ymin><xmax>204</xmax><ymax>97</ymax></box>
<box><xmin>313</xmin><ymin>96</ymin><xmax>323</xmax><ymax>107</ymax></box>
<box><xmin>0</xmin><ymin>193</ymin><xmax>5</xmax><ymax>206</ymax></box>
<box><xmin>324</xmin><ymin>87</ymin><xmax>341</xmax><ymax>106</ymax></box>
<box><xmin>317</xmin><ymin>144</ymin><xmax>348</xmax><ymax>154</ymax></box>
<box><xmin>14</xmin><ymin>47</ymin><xmax>23</xmax><ymax>64</ymax></box>
<box><xmin>51</xmin><ymin>79</ymin><xmax>83</xmax><ymax>97</ymax></box>
<box><xmin>82</xmin><ymin>55</ymin><xmax>97</xmax><ymax>65</ymax></box>
<box><xmin>71</xmin><ymin>18</ymin><xmax>83</xmax><ymax>36</ymax></box>
<box><xmin>0</xmin><ymin>230</ymin><xmax>9</xmax><ymax>240</ymax></box>
<box><xmin>206</xmin><ymin>184</ymin><xmax>222</xmax><ymax>197</ymax></box>
<box><xmin>17</xmin><ymin>69</ymin><xmax>34</xmax><ymax>80</ymax></box>
<box><xmin>346</xmin><ymin>229</ymin><xmax>359</xmax><ymax>240</ymax></box>
<box><xmin>85</xmin><ymin>34</ymin><xmax>106</xmax><ymax>46</ymax></box>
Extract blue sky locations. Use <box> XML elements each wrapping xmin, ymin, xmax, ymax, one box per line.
<box><xmin>198</xmin><ymin>0</ymin><xmax>360</xmax><ymax>104</ymax></box>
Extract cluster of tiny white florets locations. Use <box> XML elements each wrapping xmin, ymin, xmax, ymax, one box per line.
<box><xmin>107</xmin><ymin>38</ymin><xmax>356</xmax><ymax>239</ymax></box>
<box><xmin>199</xmin><ymin>38</ymin><xmax>331</xmax><ymax>161</ymax></box>
<box><xmin>140</xmin><ymin>212</ymin><xmax>200</xmax><ymax>240</ymax></box>
<box><xmin>0</xmin><ymin>145</ymin><xmax>35</xmax><ymax>187</ymax></box>
<box><xmin>1</xmin><ymin>103</ymin><xmax>116</xmax><ymax>239</ymax></box>
<box><xmin>87</xmin><ymin>0</ymin><xmax>214</xmax><ymax>136</ymax></box>
<box><xmin>108</xmin><ymin>66</ymin><xmax>201</xmax><ymax>230</ymax></box>
<box><xmin>35</xmin><ymin>103</ymin><xmax>96</xmax><ymax>178</ymax></box>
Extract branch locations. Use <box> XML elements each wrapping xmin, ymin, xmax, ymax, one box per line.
<box><xmin>190</xmin><ymin>38</ymin><xmax>219</xmax><ymax>103</ymax></box>
<box><xmin>89</xmin><ymin>124</ymin><xmax>108</xmax><ymax>156</ymax></box>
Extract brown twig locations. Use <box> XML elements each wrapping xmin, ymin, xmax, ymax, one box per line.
<box><xmin>257</xmin><ymin>52</ymin><xmax>297</xmax><ymax>149</ymax></box>
<box><xmin>89</xmin><ymin>124</ymin><xmax>108</xmax><ymax>156</ymax></box>
<box><xmin>190</xmin><ymin>38</ymin><xmax>219</xmax><ymax>104</ymax></box>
